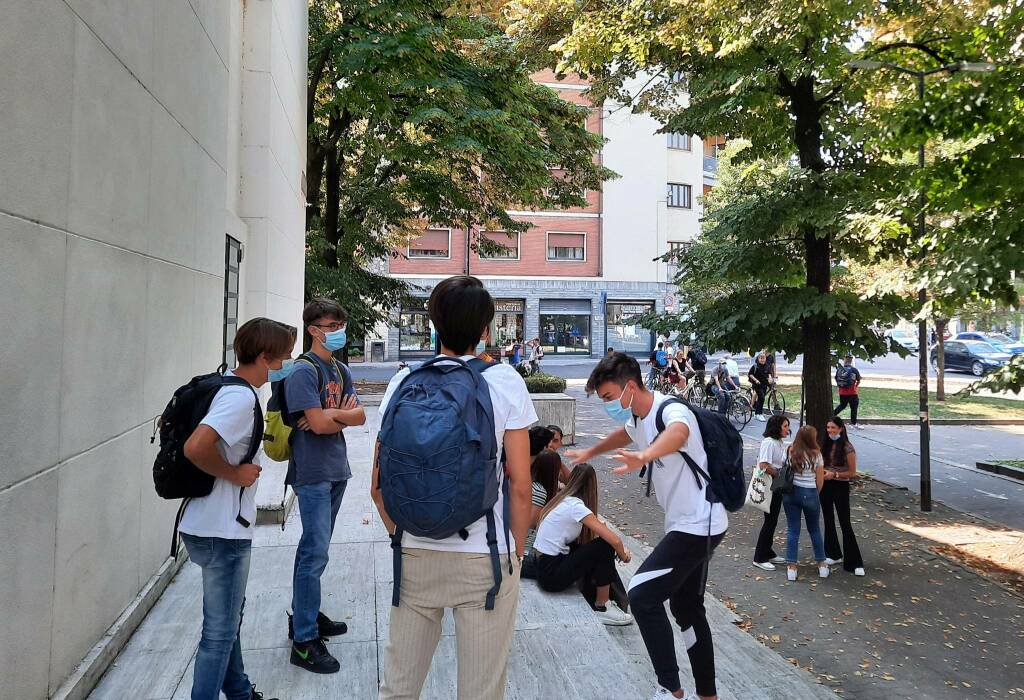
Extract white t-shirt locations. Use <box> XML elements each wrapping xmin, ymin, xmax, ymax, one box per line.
<box><xmin>379</xmin><ymin>355</ymin><xmax>538</xmax><ymax>554</ymax></box>
<box><xmin>792</xmin><ymin>453</ymin><xmax>823</xmax><ymax>489</ymax></box>
<box><xmin>178</xmin><ymin>373</ymin><xmax>259</xmax><ymax>540</ymax></box>
<box><xmin>624</xmin><ymin>392</ymin><xmax>728</xmax><ymax>537</ymax></box>
<box><xmin>758</xmin><ymin>437</ymin><xmax>787</xmax><ymax>471</ymax></box>
<box><xmin>533</xmin><ymin>496</ymin><xmax>592</xmax><ymax>556</ymax></box>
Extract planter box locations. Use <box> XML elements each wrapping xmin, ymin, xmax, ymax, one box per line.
<box><xmin>531</xmin><ymin>393</ymin><xmax>577</xmax><ymax>445</ymax></box>
<box><xmin>977</xmin><ymin>460</ymin><xmax>1024</xmax><ymax>481</ymax></box>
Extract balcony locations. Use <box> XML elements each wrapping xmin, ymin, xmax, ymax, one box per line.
<box><xmin>703</xmin><ymin>156</ymin><xmax>718</xmax><ymax>174</ymax></box>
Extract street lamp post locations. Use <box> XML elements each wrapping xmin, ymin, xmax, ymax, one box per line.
<box><xmin>850</xmin><ymin>58</ymin><xmax>995</xmax><ymax>512</ymax></box>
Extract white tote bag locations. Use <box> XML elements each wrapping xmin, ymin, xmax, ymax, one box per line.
<box><xmin>745</xmin><ymin>467</ymin><xmax>772</xmax><ymax>513</ymax></box>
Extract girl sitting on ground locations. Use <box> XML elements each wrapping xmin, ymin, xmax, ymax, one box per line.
<box><xmin>533</xmin><ymin>464</ymin><xmax>634</xmax><ymax>625</ymax></box>
<box><xmin>783</xmin><ymin>426</ymin><xmax>829</xmax><ymax>581</ymax></box>
<box><xmin>522</xmin><ymin>450</ymin><xmax>564</xmax><ymax>579</ymax></box>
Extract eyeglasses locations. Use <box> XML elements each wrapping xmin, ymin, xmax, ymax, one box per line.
<box><xmin>312</xmin><ymin>323</ymin><xmax>346</xmax><ymax>332</ymax></box>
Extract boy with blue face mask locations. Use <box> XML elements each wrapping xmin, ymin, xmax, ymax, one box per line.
<box><xmin>566</xmin><ymin>352</ymin><xmax>728</xmax><ymax>700</ymax></box>
<box><xmin>284</xmin><ymin>298</ymin><xmax>366</xmax><ymax>673</ymax></box>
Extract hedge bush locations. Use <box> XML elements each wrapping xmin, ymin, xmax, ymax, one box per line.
<box><xmin>524</xmin><ymin>372</ymin><xmax>567</xmax><ymax>394</ymax></box>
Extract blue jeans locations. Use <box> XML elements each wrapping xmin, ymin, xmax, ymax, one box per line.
<box><xmin>181</xmin><ymin>534</ymin><xmax>252</xmax><ymax>700</ymax></box>
<box><xmin>783</xmin><ymin>486</ymin><xmax>826</xmax><ymax>563</ymax></box>
<box><xmin>292</xmin><ymin>479</ymin><xmax>348</xmax><ymax>642</ymax></box>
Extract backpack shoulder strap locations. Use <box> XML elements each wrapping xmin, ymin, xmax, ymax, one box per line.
<box><xmin>297</xmin><ymin>353</ymin><xmax>325</xmax><ymax>394</ymax></box>
<box><xmin>655</xmin><ymin>396</ymin><xmax>710</xmax><ymax>487</ymax></box>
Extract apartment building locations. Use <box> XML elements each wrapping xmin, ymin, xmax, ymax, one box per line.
<box><xmin>0</xmin><ymin>2</ymin><xmax>308</xmax><ymax>697</ymax></box>
<box><xmin>373</xmin><ymin>71</ymin><xmax>720</xmax><ymax>361</ymax></box>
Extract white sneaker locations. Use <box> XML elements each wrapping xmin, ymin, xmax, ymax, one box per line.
<box><xmin>595</xmin><ymin>602</ymin><xmax>633</xmax><ymax>626</ymax></box>
<box><xmin>824</xmin><ymin>557</ymin><xmax>843</xmax><ymax>566</ymax></box>
<box><xmin>649</xmin><ymin>688</ymin><xmax>696</xmax><ymax>700</ymax></box>
<box><xmin>787</xmin><ymin>567</ymin><xmax>798</xmax><ymax>581</ymax></box>
<box><xmin>854</xmin><ymin>567</ymin><xmax>866</xmax><ymax>576</ymax></box>
<box><xmin>753</xmin><ymin>561</ymin><xmax>776</xmax><ymax>571</ymax></box>
<box><xmin>770</xmin><ymin>556</ymin><xmax>787</xmax><ymax>564</ymax></box>
<box><xmin>818</xmin><ymin>565</ymin><xmax>830</xmax><ymax>579</ymax></box>
<box><xmin>756</xmin><ymin>414</ymin><xmax>767</xmax><ymax>421</ymax></box>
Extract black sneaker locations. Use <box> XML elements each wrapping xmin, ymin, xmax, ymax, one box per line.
<box><xmin>290</xmin><ymin>637</ymin><xmax>340</xmax><ymax>674</ymax></box>
<box><xmin>287</xmin><ymin>611</ymin><xmax>348</xmax><ymax>639</ymax></box>
<box><xmin>250</xmin><ymin>685</ymin><xmax>278</xmax><ymax>700</ymax></box>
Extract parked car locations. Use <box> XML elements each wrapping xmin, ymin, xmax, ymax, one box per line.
<box><xmin>953</xmin><ymin>332</ymin><xmax>1024</xmax><ymax>355</ymax></box>
<box><xmin>930</xmin><ymin>340</ymin><xmax>1012</xmax><ymax>376</ymax></box>
<box><xmin>885</xmin><ymin>328</ymin><xmax>919</xmax><ymax>352</ymax></box>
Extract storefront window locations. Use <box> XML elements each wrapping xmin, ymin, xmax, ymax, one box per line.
<box><xmin>606</xmin><ymin>302</ymin><xmax>655</xmax><ymax>355</ymax></box>
<box><xmin>399</xmin><ymin>299</ymin><xmax>434</xmax><ymax>356</ymax></box>
<box><xmin>490</xmin><ymin>299</ymin><xmax>525</xmax><ymax>356</ymax></box>
<box><xmin>540</xmin><ymin>314</ymin><xmax>591</xmax><ymax>355</ymax></box>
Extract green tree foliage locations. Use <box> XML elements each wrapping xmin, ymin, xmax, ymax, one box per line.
<box><xmin>509</xmin><ymin>0</ymin><xmax>933</xmax><ymax>427</ymax></box>
<box><xmin>508</xmin><ymin>0</ymin><xmax>1020</xmax><ymax>422</ymax></box>
<box><xmin>306</xmin><ymin>0</ymin><xmax>611</xmax><ymax>339</ymax></box>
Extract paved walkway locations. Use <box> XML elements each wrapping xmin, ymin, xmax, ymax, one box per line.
<box><xmin>88</xmin><ymin>407</ymin><xmax>839</xmax><ymax>700</ymax></box>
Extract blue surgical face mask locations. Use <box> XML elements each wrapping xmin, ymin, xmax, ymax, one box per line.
<box><xmin>268</xmin><ymin>359</ymin><xmax>295</xmax><ymax>383</ymax></box>
<box><xmin>829</xmin><ymin>433</ymin><xmax>842</xmax><ymax>441</ymax></box>
<box><xmin>476</xmin><ymin>338</ymin><xmax>488</xmax><ymax>355</ymax></box>
<box><xmin>322</xmin><ymin>328</ymin><xmax>347</xmax><ymax>351</ymax></box>
<box><xmin>603</xmin><ymin>386</ymin><xmax>635</xmax><ymax>422</ymax></box>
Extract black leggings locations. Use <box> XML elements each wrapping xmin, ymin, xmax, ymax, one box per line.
<box><xmin>753</xmin><ymin>490</ymin><xmax>783</xmax><ymax>563</ymax></box>
<box><xmin>628</xmin><ymin>531</ymin><xmax>724</xmax><ymax>697</ymax></box>
<box><xmin>819</xmin><ymin>480</ymin><xmax>864</xmax><ymax>570</ymax></box>
<box><xmin>536</xmin><ymin>539</ymin><xmax>618</xmax><ymax>594</ymax></box>
<box><xmin>834</xmin><ymin>394</ymin><xmax>860</xmax><ymax>424</ymax></box>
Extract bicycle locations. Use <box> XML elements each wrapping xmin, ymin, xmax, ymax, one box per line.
<box><xmin>747</xmin><ymin>380</ymin><xmax>787</xmax><ymax>417</ymax></box>
<box><xmin>707</xmin><ymin>386</ymin><xmax>753</xmax><ymax>428</ymax></box>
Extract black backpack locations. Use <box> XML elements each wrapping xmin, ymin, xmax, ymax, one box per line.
<box><xmin>151</xmin><ymin>368</ymin><xmax>263</xmax><ymax>555</ymax></box>
<box><xmin>836</xmin><ymin>366</ymin><xmax>854</xmax><ymax>388</ymax></box>
<box><xmin>690</xmin><ymin>347</ymin><xmax>708</xmax><ymax>367</ymax></box>
<box><xmin>638</xmin><ymin>396</ymin><xmax>745</xmax><ymax>512</ymax></box>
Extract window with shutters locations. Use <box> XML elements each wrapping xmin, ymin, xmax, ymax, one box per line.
<box><xmin>222</xmin><ymin>236</ymin><xmax>242</xmax><ymax>367</ymax></box>
<box><xmin>478</xmin><ymin>231</ymin><xmax>520</xmax><ymax>260</ymax></box>
<box><xmin>546</xmin><ymin>232</ymin><xmax>587</xmax><ymax>261</ymax></box>
<box><xmin>667</xmin><ymin>183</ymin><xmax>692</xmax><ymax>209</ymax></box>
<box><xmin>408</xmin><ymin>228</ymin><xmax>451</xmax><ymax>259</ymax></box>
<box><xmin>667</xmin><ymin>133</ymin><xmax>691</xmax><ymax>150</ymax></box>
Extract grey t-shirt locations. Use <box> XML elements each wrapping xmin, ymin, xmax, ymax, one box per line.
<box><xmin>284</xmin><ymin>353</ymin><xmax>357</xmax><ymax>486</ymax></box>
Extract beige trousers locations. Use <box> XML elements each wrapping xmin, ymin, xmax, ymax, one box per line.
<box><xmin>378</xmin><ymin>547</ymin><xmax>521</xmax><ymax>700</ymax></box>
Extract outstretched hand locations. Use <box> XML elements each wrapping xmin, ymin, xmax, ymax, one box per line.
<box><xmin>611</xmin><ymin>449</ymin><xmax>647</xmax><ymax>474</ymax></box>
<box><xmin>564</xmin><ymin>448</ymin><xmax>590</xmax><ymax>466</ymax></box>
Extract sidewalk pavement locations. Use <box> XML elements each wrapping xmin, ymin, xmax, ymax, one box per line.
<box><xmin>87</xmin><ymin>407</ymin><xmax>840</xmax><ymax>700</ymax></box>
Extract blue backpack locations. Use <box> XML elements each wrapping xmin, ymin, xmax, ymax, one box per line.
<box><xmin>378</xmin><ymin>356</ymin><xmax>511</xmax><ymax>610</ymax></box>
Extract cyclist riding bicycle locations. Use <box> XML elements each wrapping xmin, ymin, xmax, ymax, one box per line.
<box><xmin>646</xmin><ymin>342</ymin><xmax>669</xmax><ymax>388</ymax></box>
<box><xmin>709</xmin><ymin>358</ymin><xmax>737</xmax><ymax>413</ymax></box>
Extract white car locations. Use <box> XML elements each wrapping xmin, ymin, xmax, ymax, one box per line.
<box><xmin>885</xmin><ymin>328</ymin><xmax>919</xmax><ymax>352</ymax></box>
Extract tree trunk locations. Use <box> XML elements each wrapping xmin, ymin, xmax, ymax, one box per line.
<box><xmin>306</xmin><ymin>144</ymin><xmax>326</xmax><ymax>230</ymax></box>
<box><xmin>322</xmin><ymin>145</ymin><xmax>341</xmax><ymax>268</ymax></box>
<box><xmin>936</xmin><ymin>318</ymin><xmax>947</xmax><ymax>401</ymax></box>
<box><xmin>788</xmin><ymin>74</ymin><xmax>832</xmax><ymax>431</ymax></box>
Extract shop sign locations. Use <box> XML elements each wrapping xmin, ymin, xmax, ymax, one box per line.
<box><xmin>495</xmin><ymin>300</ymin><xmax>524</xmax><ymax>313</ymax></box>
<box><xmin>617</xmin><ymin>303</ymin><xmax>652</xmax><ymax>315</ymax></box>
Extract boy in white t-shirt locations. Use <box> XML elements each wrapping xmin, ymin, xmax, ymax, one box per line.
<box><xmin>568</xmin><ymin>352</ymin><xmax>728</xmax><ymax>700</ymax></box>
<box><xmin>178</xmin><ymin>318</ymin><xmax>296</xmax><ymax>700</ymax></box>
<box><xmin>372</xmin><ymin>276</ymin><xmax>536</xmax><ymax>700</ymax></box>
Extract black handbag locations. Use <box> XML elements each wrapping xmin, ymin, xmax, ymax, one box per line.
<box><xmin>771</xmin><ymin>451</ymin><xmax>796</xmax><ymax>495</ymax></box>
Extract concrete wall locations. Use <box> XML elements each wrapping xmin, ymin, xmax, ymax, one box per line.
<box><xmin>0</xmin><ymin>2</ymin><xmax>307</xmax><ymax>698</ymax></box>
<box><xmin>602</xmin><ymin>86</ymin><xmax>705</xmax><ymax>285</ymax></box>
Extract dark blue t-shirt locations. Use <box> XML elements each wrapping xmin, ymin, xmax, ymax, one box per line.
<box><xmin>284</xmin><ymin>353</ymin><xmax>357</xmax><ymax>486</ymax></box>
